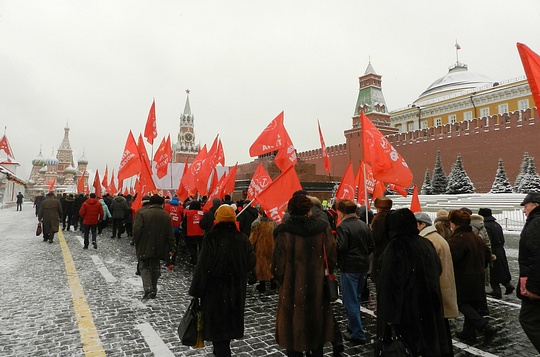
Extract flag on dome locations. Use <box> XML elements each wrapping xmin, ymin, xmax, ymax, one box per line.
<box><xmin>144</xmin><ymin>99</ymin><xmax>157</xmax><ymax>145</ymax></box>
<box><xmin>517</xmin><ymin>43</ymin><xmax>540</xmax><ymax>109</ymax></box>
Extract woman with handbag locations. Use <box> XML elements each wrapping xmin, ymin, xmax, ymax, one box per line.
<box><xmin>272</xmin><ymin>194</ymin><xmax>336</xmax><ymax>357</ymax></box>
<box><xmin>188</xmin><ymin>204</ymin><xmax>256</xmax><ymax>357</ymax></box>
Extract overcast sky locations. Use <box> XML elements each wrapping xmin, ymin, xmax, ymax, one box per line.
<box><xmin>1</xmin><ymin>0</ymin><xmax>539</xmax><ymax>180</ymax></box>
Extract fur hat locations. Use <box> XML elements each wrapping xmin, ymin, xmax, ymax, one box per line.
<box><xmin>436</xmin><ymin>209</ymin><xmax>449</xmax><ymax>218</ymax></box>
<box><xmin>142</xmin><ymin>195</ymin><xmax>151</xmax><ymax>204</ymax></box>
<box><xmin>215</xmin><ymin>204</ymin><xmax>236</xmax><ymax>222</ymax></box>
<box><xmin>478</xmin><ymin>208</ymin><xmax>494</xmax><ymax>219</ymax></box>
<box><xmin>521</xmin><ymin>192</ymin><xmax>540</xmax><ymax>206</ymax></box>
<box><xmin>449</xmin><ymin>209</ymin><xmax>471</xmax><ymax>226</ymax></box>
<box><xmin>414</xmin><ymin>212</ymin><xmax>432</xmax><ymax>226</ymax></box>
<box><xmin>374</xmin><ymin>196</ymin><xmax>392</xmax><ymax>209</ymax></box>
<box><xmin>149</xmin><ymin>195</ymin><xmax>164</xmax><ymax>205</ymax></box>
<box><xmin>288</xmin><ymin>195</ymin><xmax>312</xmax><ymax>216</ymax></box>
<box><xmin>386</xmin><ymin>208</ymin><xmax>419</xmax><ymax>238</ymax></box>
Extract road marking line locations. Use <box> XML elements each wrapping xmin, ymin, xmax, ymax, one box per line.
<box><xmin>136</xmin><ymin>322</ymin><xmax>175</xmax><ymax>356</ymax></box>
<box><xmin>487</xmin><ymin>296</ymin><xmax>521</xmax><ymax>308</ymax></box>
<box><xmin>90</xmin><ymin>255</ymin><xmax>117</xmax><ymax>283</ymax></box>
<box><xmin>58</xmin><ymin>230</ymin><xmax>106</xmax><ymax>357</ymax></box>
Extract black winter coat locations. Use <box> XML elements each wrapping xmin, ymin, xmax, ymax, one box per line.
<box><xmin>336</xmin><ymin>214</ymin><xmax>374</xmax><ymax>273</ymax></box>
<box><xmin>484</xmin><ymin>216</ymin><xmax>512</xmax><ymax>285</ymax></box>
<box><xmin>237</xmin><ymin>205</ymin><xmax>258</xmax><ymax>236</ymax></box>
<box><xmin>377</xmin><ymin>233</ymin><xmax>449</xmax><ymax>357</ymax></box>
<box><xmin>189</xmin><ymin>222</ymin><xmax>255</xmax><ymax>342</ymax></box>
<box><xmin>518</xmin><ymin>206</ymin><xmax>540</xmax><ymax>301</ymax></box>
<box><xmin>133</xmin><ymin>204</ymin><xmax>176</xmax><ymax>260</ymax></box>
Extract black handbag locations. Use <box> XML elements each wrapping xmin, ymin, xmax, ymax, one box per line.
<box><xmin>375</xmin><ymin>324</ymin><xmax>413</xmax><ymax>357</ymax></box>
<box><xmin>322</xmin><ymin>237</ymin><xmax>338</xmax><ymax>302</ymax></box>
<box><xmin>177</xmin><ymin>297</ymin><xmax>200</xmax><ymax>346</ymax></box>
<box><xmin>36</xmin><ymin>222</ymin><xmax>42</xmax><ymax>236</ymax></box>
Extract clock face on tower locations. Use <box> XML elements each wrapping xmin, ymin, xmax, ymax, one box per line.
<box><xmin>184</xmin><ymin>132</ymin><xmax>194</xmax><ymax>143</ymax></box>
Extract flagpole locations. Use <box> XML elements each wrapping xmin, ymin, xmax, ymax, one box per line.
<box><xmin>236</xmin><ymin>199</ymin><xmax>253</xmax><ymax>218</ymax></box>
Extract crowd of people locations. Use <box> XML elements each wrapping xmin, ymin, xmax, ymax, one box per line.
<box><xmin>31</xmin><ymin>189</ymin><xmax>540</xmax><ymax>356</ymax></box>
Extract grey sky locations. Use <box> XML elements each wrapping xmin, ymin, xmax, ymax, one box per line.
<box><xmin>1</xmin><ymin>0</ymin><xmax>539</xmax><ymax>180</ymax></box>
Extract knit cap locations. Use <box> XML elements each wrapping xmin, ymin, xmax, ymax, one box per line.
<box><xmin>215</xmin><ymin>204</ymin><xmax>236</xmax><ymax>223</ymax></box>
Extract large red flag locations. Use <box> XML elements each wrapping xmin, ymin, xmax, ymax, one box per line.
<box><xmin>216</xmin><ymin>139</ymin><xmax>225</xmax><ymax>166</ymax></box>
<box><xmin>255</xmin><ymin>165</ymin><xmax>302</xmax><ymax>223</ymax></box>
<box><xmin>154</xmin><ymin>135</ymin><xmax>172</xmax><ymax>179</ymax></box>
<box><xmin>222</xmin><ymin>163</ymin><xmax>237</xmax><ymax>196</ymax></box>
<box><xmin>188</xmin><ymin>145</ymin><xmax>208</xmax><ymax>195</ymax></box>
<box><xmin>249</xmin><ymin>111</ymin><xmax>288</xmax><ymax>156</ymax></box>
<box><xmin>517</xmin><ymin>43</ymin><xmax>540</xmax><ymax>109</ymax></box>
<box><xmin>109</xmin><ymin>169</ymin><xmax>117</xmax><ymax>195</ymax></box>
<box><xmin>247</xmin><ymin>163</ymin><xmax>273</xmax><ymax>201</ymax></box>
<box><xmin>410</xmin><ymin>185</ymin><xmax>421</xmax><ymax>213</ymax></box>
<box><xmin>273</xmin><ymin>127</ymin><xmax>297</xmax><ymax>172</ymax></box>
<box><xmin>372</xmin><ymin>181</ymin><xmax>386</xmax><ymax>201</ymax></box>
<box><xmin>118</xmin><ymin>131</ymin><xmax>141</xmax><ymax>182</ymax></box>
<box><xmin>361</xmin><ymin>112</ymin><xmax>413</xmax><ymax>187</ymax></box>
<box><xmin>93</xmin><ymin>170</ymin><xmax>102</xmax><ymax>198</ymax></box>
<box><xmin>335</xmin><ymin>162</ymin><xmax>355</xmax><ymax>201</ymax></box>
<box><xmin>355</xmin><ymin>162</ymin><xmax>374</xmax><ymax>206</ymax></box>
<box><xmin>101</xmin><ymin>165</ymin><xmax>108</xmax><ymax>191</ymax></box>
<box><xmin>144</xmin><ymin>99</ymin><xmax>157</xmax><ymax>145</ymax></box>
<box><xmin>0</xmin><ymin>135</ymin><xmax>14</xmax><ymax>161</ymax></box>
<box><xmin>203</xmin><ymin>169</ymin><xmax>229</xmax><ymax>211</ymax></box>
<box><xmin>197</xmin><ymin>135</ymin><xmax>220</xmax><ymax>194</ymax></box>
<box><xmin>176</xmin><ymin>158</ymin><xmax>192</xmax><ymax>202</ymax></box>
<box><xmin>77</xmin><ymin>171</ymin><xmax>86</xmax><ymax>193</ymax></box>
<box><xmin>318</xmin><ymin>120</ymin><xmax>331</xmax><ymax>174</ymax></box>
<box><xmin>137</xmin><ymin>134</ymin><xmax>157</xmax><ymax>194</ymax></box>
<box><xmin>387</xmin><ymin>183</ymin><xmax>408</xmax><ymax>197</ymax></box>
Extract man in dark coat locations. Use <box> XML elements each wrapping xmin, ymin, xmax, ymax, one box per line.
<box><xmin>61</xmin><ymin>194</ymin><xmax>75</xmax><ymax>231</ymax></box>
<box><xmin>237</xmin><ymin>199</ymin><xmax>258</xmax><ymax>237</ymax></box>
<box><xmin>72</xmin><ymin>193</ymin><xmax>87</xmax><ymax>231</ymax></box>
<box><xmin>38</xmin><ymin>192</ymin><xmax>63</xmax><ymax>243</ymax></box>
<box><xmin>518</xmin><ymin>192</ymin><xmax>540</xmax><ymax>352</ymax></box>
<box><xmin>133</xmin><ymin>195</ymin><xmax>176</xmax><ymax>300</ymax></box>
<box><xmin>200</xmin><ymin>197</ymin><xmax>221</xmax><ymax>234</ymax></box>
<box><xmin>370</xmin><ymin>196</ymin><xmax>392</xmax><ymax>286</ymax></box>
<box><xmin>336</xmin><ymin>199</ymin><xmax>373</xmax><ymax>345</ymax></box>
<box><xmin>377</xmin><ymin>208</ymin><xmax>450</xmax><ymax>356</ymax></box>
<box><xmin>272</xmin><ymin>195</ymin><xmax>336</xmax><ymax>356</ymax></box>
<box><xmin>16</xmin><ymin>192</ymin><xmax>23</xmax><ymax>211</ymax></box>
<box><xmin>479</xmin><ymin>208</ymin><xmax>514</xmax><ymax>298</ymax></box>
<box><xmin>448</xmin><ymin>209</ymin><xmax>495</xmax><ymax>345</ymax></box>
<box><xmin>189</xmin><ymin>204</ymin><xmax>255</xmax><ymax>357</ymax></box>
<box><xmin>34</xmin><ymin>193</ymin><xmax>45</xmax><ymax>217</ymax></box>
<box><xmin>110</xmin><ymin>194</ymin><xmax>129</xmax><ymax>238</ymax></box>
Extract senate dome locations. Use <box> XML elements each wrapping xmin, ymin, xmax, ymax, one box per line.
<box><xmin>413</xmin><ymin>61</ymin><xmax>494</xmax><ymax>105</ymax></box>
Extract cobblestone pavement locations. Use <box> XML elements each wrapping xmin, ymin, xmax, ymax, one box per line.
<box><xmin>0</xmin><ymin>203</ymin><xmax>538</xmax><ymax>356</ymax></box>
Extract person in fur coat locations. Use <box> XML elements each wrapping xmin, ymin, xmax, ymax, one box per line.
<box><xmin>272</xmin><ymin>195</ymin><xmax>336</xmax><ymax>357</ymax></box>
<box><xmin>249</xmin><ymin>208</ymin><xmax>277</xmax><ymax>292</ymax></box>
<box><xmin>377</xmin><ymin>208</ymin><xmax>451</xmax><ymax>356</ymax></box>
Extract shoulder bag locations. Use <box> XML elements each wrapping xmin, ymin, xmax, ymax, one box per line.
<box><xmin>322</xmin><ymin>236</ymin><xmax>338</xmax><ymax>302</ymax></box>
<box><xmin>178</xmin><ymin>297</ymin><xmax>202</xmax><ymax>346</ymax></box>
<box><xmin>375</xmin><ymin>324</ymin><xmax>413</xmax><ymax>357</ymax></box>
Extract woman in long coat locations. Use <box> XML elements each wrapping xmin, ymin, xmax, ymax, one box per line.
<box><xmin>377</xmin><ymin>208</ymin><xmax>451</xmax><ymax>356</ymax></box>
<box><xmin>272</xmin><ymin>195</ymin><xmax>336</xmax><ymax>357</ymax></box>
<box><xmin>189</xmin><ymin>205</ymin><xmax>256</xmax><ymax>357</ymax></box>
<box><xmin>38</xmin><ymin>192</ymin><xmax>63</xmax><ymax>243</ymax></box>
<box><xmin>249</xmin><ymin>208</ymin><xmax>277</xmax><ymax>292</ymax></box>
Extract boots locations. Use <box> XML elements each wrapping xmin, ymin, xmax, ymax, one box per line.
<box><xmin>483</xmin><ymin>323</ymin><xmax>497</xmax><ymax>345</ymax></box>
<box><xmin>505</xmin><ymin>283</ymin><xmax>515</xmax><ymax>295</ymax></box>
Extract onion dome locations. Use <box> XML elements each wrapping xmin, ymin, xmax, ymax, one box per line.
<box><xmin>32</xmin><ymin>152</ymin><xmax>46</xmax><ymax>167</ymax></box>
<box><xmin>78</xmin><ymin>154</ymin><xmax>88</xmax><ymax>165</ymax></box>
<box><xmin>39</xmin><ymin>166</ymin><xmax>47</xmax><ymax>174</ymax></box>
<box><xmin>27</xmin><ymin>179</ymin><xmax>36</xmax><ymax>186</ymax></box>
<box><xmin>64</xmin><ymin>165</ymin><xmax>77</xmax><ymax>175</ymax></box>
<box><xmin>45</xmin><ymin>155</ymin><xmax>59</xmax><ymax>166</ymax></box>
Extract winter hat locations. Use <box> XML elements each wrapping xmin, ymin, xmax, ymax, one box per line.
<box><xmin>521</xmin><ymin>192</ymin><xmax>540</xmax><ymax>206</ymax></box>
<box><xmin>169</xmin><ymin>197</ymin><xmax>179</xmax><ymax>206</ymax></box>
<box><xmin>459</xmin><ymin>207</ymin><xmax>473</xmax><ymax>215</ymax></box>
<box><xmin>142</xmin><ymin>196</ymin><xmax>151</xmax><ymax>204</ymax></box>
<box><xmin>374</xmin><ymin>196</ymin><xmax>392</xmax><ymax>209</ymax></box>
<box><xmin>414</xmin><ymin>212</ymin><xmax>433</xmax><ymax>226</ymax></box>
<box><xmin>149</xmin><ymin>195</ymin><xmax>164</xmax><ymax>205</ymax></box>
<box><xmin>288</xmin><ymin>195</ymin><xmax>312</xmax><ymax>216</ymax></box>
<box><xmin>292</xmin><ymin>189</ymin><xmax>309</xmax><ymax>197</ymax></box>
<box><xmin>215</xmin><ymin>204</ymin><xmax>236</xmax><ymax>222</ymax></box>
<box><xmin>212</xmin><ymin>197</ymin><xmax>221</xmax><ymax>207</ymax></box>
<box><xmin>478</xmin><ymin>208</ymin><xmax>494</xmax><ymax>219</ymax></box>
<box><xmin>386</xmin><ymin>208</ymin><xmax>419</xmax><ymax>239</ymax></box>
<box><xmin>449</xmin><ymin>209</ymin><xmax>471</xmax><ymax>226</ymax></box>
<box><xmin>436</xmin><ymin>209</ymin><xmax>449</xmax><ymax>218</ymax></box>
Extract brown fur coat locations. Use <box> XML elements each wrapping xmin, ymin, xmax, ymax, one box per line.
<box><xmin>249</xmin><ymin>217</ymin><xmax>276</xmax><ymax>281</ymax></box>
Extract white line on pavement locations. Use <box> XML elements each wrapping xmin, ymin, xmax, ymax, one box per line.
<box><xmin>90</xmin><ymin>255</ymin><xmax>117</xmax><ymax>283</ymax></box>
<box><xmin>486</xmin><ymin>296</ymin><xmax>522</xmax><ymax>308</ymax></box>
<box><xmin>452</xmin><ymin>340</ymin><xmax>499</xmax><ymax>357</ymax></box>
<box><xmin>136</xmin><ymin>322</ymin><xmax>175</xmax><ymax>357</ymax></box>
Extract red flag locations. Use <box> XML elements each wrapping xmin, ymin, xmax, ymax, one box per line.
<box><xmin>197</xmin><ymin>136</ymin><xmax>220</xmax><ymax>194</ymax></box>
<box><xmin>137</xmin><ymin>134</ymin><xmax>157</xmax><ymax>194</ymax></box>
<box><xmin>361</xmin><ymin>112</ymin><xmax>413</xmax><ymax>187</ymax></box>
<box><xmin>93</xmin><ymin>170</ymin><xmax>102</xmax><ymax>198</ymax></box>
<box><xmin>144</xmin><ymin>99</ymin><xmax>157</xmax><ymax>145</ymax></box>
<box><xmin>118</xmin><ymin>131</ymin><xmax>141</xmax><ymax>182</ymax></box>
<box><xmin>206</xmin><ymin>167</ymin><xmax>220</xmax><ymax>199</ymax></box>
<box><xmin>154</xmin><ymin>135</ymin><xmax>172</xmax><ymax>179</ymax></box>
<box><xmin>131</xmin><ymin>179</ymin><xmax>143</xmax><ymax>213</ymax></box>
<box><xmin>517</xmin><ymin>43</ymin><xmax>540</xmax><ymax>109</ymax></box>
<box><xmin>216</xmin><ymin>139</ymin><xmax>225</xmax><ymax>166</ymax></box>
<box><xmin>184</xmin><ymin>145</ymin><xmax>207</xmax><ymax>195</ymax></box>
<box><xmin>47</xmin><ymin>178</ymin><xmax>56</xmax><ymax>193</ymax></box>
<box><xmin>0</xmin><ymin>135</ymin><xmax>14</xmax><ymax>161</ymax></box>
<box><xmin>109</xmin><ymin>169</ymin><xmax>117</xmax><ymax>195</ymax></box>
<box><xmin>372</xmin><ymin>180</ymin><xmax>386</xmax><ymax>201</ymax></box>
<box><xmin>335</xmin><ymin>162</ymin><xmax>355</xmax><ymax>201</ymax></box>
<box><xmin>410</xmin><ymin>185</ymin><xmax>421</xmax><ymax>213</ymax></box>
<box><xmin>176</xmin><ymin>158</ymin><xmax>192</xmax><ymax>202</ymax></box>
<box><xmin>247</xmin><ymin>163</ymin><xmax>273</xmax><ymax>201</ymax></box>
<box><xmin>77</xmin><ymin>171</ymin><xmax>86</xmax><ymax>193</ymax></box>
<box><xmin>356</xmin><ymin>161</ymin><xmax>375</xmax><ymax>195</ymax></box>
<box><xmin>101</xmin><ymin>165</ymin><xmax>108</xmax><ymax>191</ymax></box>
<box><xmin>256</xmin><ymin>165</ymin><xmax>302</xmax><ymax>223</ymax></box>
<box><xmin>222</xmin><ymin>163</ymin><xmax>237</xmax><ymax>196</ymax></box>
<box><xmin>387</xmin><ymin>183</ymin><xmax>408</xmax><ymax>197</ymax></box>
<box><xmin>249</xmin><ymin>111</ymin><xmax>288</xmax><ymax>156</ymax></box>
<box><xmin>318</xmin><ymin>120</ymin><xmax>331</xmax><ymax>174</ymax></box>
<box><xmin>273</xmin><ymin>127</ymin><xmax>297</xmax><ymax>172</ymax></box>
<box><xmin>203</xmin><ymin>169</ymin><xmax>229</xmax><ymax>211</ymax></box>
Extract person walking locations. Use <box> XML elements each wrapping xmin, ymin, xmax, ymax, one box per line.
<box><xmin>248</xmin><ymin>208</ymin><xmax>277</xmax><ymax>292</ymax></box>
<box><xmin>98</xmin><ymin>198</ymin><xmax>112</xmax><ymax>235</ymax></box>
<box><xmin>110</xmin><ymin>194</ymin><xmax>129</xmax><ymax>238</ymax></box>
<box><xmin>72</xmin><ymin>193</ymin><xmax>86</xmax><ymax>231</ymax></box>
<box><xmin>34</xmin><ymin>192</ymin><xmax>45</xmax><ymax>217</ymax></box>
<box><xmin>182</xmin><ymin>201</ymin><xmax>205</xmax><ymax>265</ymax></box>
<box><xmin>448</xmin><ymin>209</ymin><xmax>496</xmax><ymax>345</ymax></box>
<box><xmin>16</xmin><ymin>191</ymin><xmax>24</xmax><ymax>211</ymax></box>
<box><xmin>335</xmin><ymin>199</ymin><xmax>373</xmax><ymax>345</ymax></box>
<box><xmin>517</xmin><ymin>192</ymin><xmax>540</xmax><ymax>352</ymax></box>
<box><xmin>478</xmin><ymin>208</ymin><xmax>514</xmax><ymax>299</ymax></box>
<box><xmin>189</xmin><ymin>204</ymin><xmax>256</xmax><ymax>357</ymax></box>
<box><xmin>166</xmin><ymin>196</ymin><xmax>184</xmax><ymax>267</ymax></box>
<box><xmin>272</xmin><ymin>194</ymin><xmax>336</xmax><ymax>357</ymax></box>
<box><xmin>38</xmin><ymin>192</ymin><xmax>63</xmax><ymax>243</ymax></box>
<box><xmin>415</xmin><ymin>212</ymin><xmax>458</xmax><ymax>356</ymax></box>
<box><xmin>370</xmin><ymin>196</ymin><xmax>392</xmax><ymax>286</ymax></box>
<box><xmin>200</xmin><ymin>197</ymin><xmax>221</xmax><ymax>234</ymax></box>
<box><xmin>377</xmin><ymin>208</ymin><xmax>451</xmax><ymax>356</ymax></box>
<box><xmin>133</xmin><ymin>195</ymin><xmax>176</xmax><ymax>300</ymax></box>
<box><xmin>79</xmin><ymin>193</ymin><xmax>104</xmax><ymax>249</ymax></box>
<box><xmin>61</xmin><ymin>194</ymin><xmax>75</xmax><ymax>231</ymax></box>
